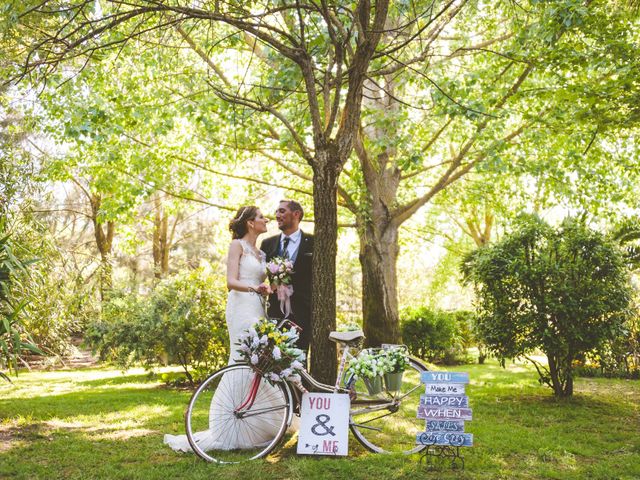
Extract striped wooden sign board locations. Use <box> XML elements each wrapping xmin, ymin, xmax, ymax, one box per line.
<box><xmin>425</xmin><ymin>383</ymin><xmax>465</xmax><ymax>395</ymax></box>
<box><xmin>420</xmin><ymin>394</ymin><xmax>469</xmax><ymax>408</ymax></box>
<box><xmin>417</xmin><ymin>406</ymin><xmax>473</xmax><ymax>420</ymax></box>
<box><xmin>421</xmin><ymin>371</ymin><xmax>469</xmax><ymax>384</ymax></box>
<box><xmin>425</xmin><ymin>420</ymin><xmax>465</xmax><ymax>432</ymax></box>
<box><xmin>416</xmin><ymin>432</ymin><xmax>473</xmax><ymax>447</ymax></box>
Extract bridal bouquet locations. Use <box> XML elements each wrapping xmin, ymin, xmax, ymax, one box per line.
<box><xmin>236</xmin><ymin>317</ymin><xmax>306</xmax><ymax>385</ymax></box>
<box><xmin>266</xmin><ymin>256</ymin><xmax>294</xmax><ymax>318</ymax></box>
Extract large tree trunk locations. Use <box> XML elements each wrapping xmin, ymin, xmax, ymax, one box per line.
<box><xmin>152</xmin><ymin>194</ymin><xmax>170</xmax><ymax>279</ymax></box>
<box><xmin>359</xmin><ymin>216</ymin><xmax>401</xmax><ymax>346</ymax></box>
<box><xmin>90</xmin><ymin>193</ymin><xmax>115</xmax><ymax>301</ymax></box>
<box><xmin>355</xmin><ymin>97</ymin><xmax>403</xmax><ymax>345</ymax></box>
<box><xmin>310</xmin><ymin>150</ymin><xmax>341</xmax><ymax>385</ymax></box>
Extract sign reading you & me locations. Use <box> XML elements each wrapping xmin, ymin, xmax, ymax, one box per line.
<box><xmin>297</xmin><ymin>392</ymin><xmax>350</xmax><ymax>456</ymax></box>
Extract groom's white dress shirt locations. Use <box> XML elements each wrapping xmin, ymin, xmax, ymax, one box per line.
<box><xmin>280</xmin><ymin>229</ymin><xmax>302</xmax><ymax>262</ymax></box>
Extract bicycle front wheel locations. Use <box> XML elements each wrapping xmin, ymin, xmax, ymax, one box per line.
<box><xmin>348</xmin><ymin>358</ymin><xmax>428</xmax><ymax>454</ymax></box>
<box><xmin>185</xmin><ymin>364</ymin><xmax>293</xmax><ymax>463</ymax></box>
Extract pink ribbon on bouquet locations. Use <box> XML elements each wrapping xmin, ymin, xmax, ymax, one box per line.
<box><xmin>276</xmin><ymin>284</ymin><xmax>294</xmax><ymax>318</ymax></box>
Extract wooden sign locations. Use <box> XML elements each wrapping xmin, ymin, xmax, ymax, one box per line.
<box><xmin>417</xmin><ymin>371</ymin><xmax>473</xmax><ymax>450</ymax></box>
<box><xmin>420</xmin><ymin>395</ymin><xmax>469</xmax><ymax>408</ymax></box>
<box><xmin>425</xmin><ymin>420</ymin><xmax>465</xmax><ymax>432</ymax></box>
<box><xmin>417</xmin><ymin>406</ymin><xmax>473</xmax><ymax>420</ymax></box>
<box><xmin>416</xmin><ymin>432</ymin><xmax>473</xmax><ymax>447</ymax></box>
<box><xmin>421</xmin><ymin>371</ymin><xmax>469</xmax><ymax>384</ymax></box>
<box><xmin>425</xmin><ymin>383</ymin><xmax>465</xmax><ymax>395</ymax></box>
<box><xmin>297</xmin><ymin>393</ymin><xmax>350</xmax><ymax>456</ymax></box>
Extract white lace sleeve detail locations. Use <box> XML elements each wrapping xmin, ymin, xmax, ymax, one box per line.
<box><xmin>238</xmin><ymin>239</ymin><xmax>251</xmax><ymax>256</ymax></box>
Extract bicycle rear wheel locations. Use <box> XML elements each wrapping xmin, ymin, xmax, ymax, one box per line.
<box><xmin>348</xmin><ymin>358</ymin><xmax>428</xmax><ymax>454</ymax></box>
<box><xmin>185</xmin><ymin>364</ymin><xmax>293</xmax><ymax>463</ymax></box>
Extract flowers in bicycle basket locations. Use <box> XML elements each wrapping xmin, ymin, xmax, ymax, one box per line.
<box><xmin>379</xmin><ymin>346</ymin><xmax>409</xmax><ymax>373</ymax></box>
<box><xmin>236</xmin><ymin>317</ymin><xmax>306</xmax><ymax>385</ymax></box>
<box><xmin>346</xmin><ymin>346</ymin><xmax>409</xmax><ymax>379</ymax></box>
<box><xmin>266</xmin><ymin>256</ymin><xmax>294</xmax><ymax>318</ymax></box>
<box><xmin>346</xmin><ymin>351</ymin><xmax>385</xmax><ymax>379</ymax></box>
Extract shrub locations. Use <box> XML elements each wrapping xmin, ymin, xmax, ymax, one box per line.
<box><xmin>462</xmin><ymin>215</ymin><xmax>633</xmax><ymax>397</ymax></box>
<box><xmin>0</xmin><ymin>225</ymin><xmax>42</xmax><ymax>380</ymax></box>
<box><xmin>400</xmin><ymin>307</ymin><xmax>473</xmax><ymax>365</ymax></box>
<box><xmin>86</xmin><ymin>268</ymin><xmax>229</xmax><ymax>385</ymax></box>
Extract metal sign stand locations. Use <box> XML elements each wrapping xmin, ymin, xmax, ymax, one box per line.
<box><xmin>419</xmin><ymin>443</ymin><xmax>465</xmax><ymax>470</ymax></box>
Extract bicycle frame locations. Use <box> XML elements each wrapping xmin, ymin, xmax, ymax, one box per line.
<box><xmin>232</xmin><ymin>338</ymin><xmax>412</xmax><ymax>422</ymax></box>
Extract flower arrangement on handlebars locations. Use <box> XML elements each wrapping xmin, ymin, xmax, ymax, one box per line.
<box><xmin>236</xmin><ymin>317</ymin><xmax>306</xmax><ymax>385</ymax></box>
<box><xmin>266</xmin><ymin>256</ymin><xmax>294</xmax><ymax>318</ymax></box>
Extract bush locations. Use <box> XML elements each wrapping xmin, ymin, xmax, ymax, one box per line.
<box><xmin>462</xmin><ymin>215</ymin><xmax>633</xmax><ymax>397</ymax></box>
<box><xmin>0</xmin><ymin>224</ymin><xmax>42</xmax><ymax>380</ymax></box>
<box><xmin>400</xmin><ymin>307</ymin><xmax>473</xmax><ymax>365</ymax></box>
<box><xmin>86</xmin><ymin>268</ymin><xmax>229</xmax><ymax>385</ymax></box>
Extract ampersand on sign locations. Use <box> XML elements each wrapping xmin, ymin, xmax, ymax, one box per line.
<box><xmin>311</xmin><ymin>414</ymin><xmax>336</xmax><ymax>436</ymax></box>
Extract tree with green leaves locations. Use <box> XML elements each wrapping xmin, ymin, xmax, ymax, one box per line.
<box><xmin>462</xmin><ymin>215</ymin><xmax>632</xmax><ymax>397</ymax></box>
<box><xmin>8</xmin><ymin>0</ymin><xmax>461</xmax><ymax>382</ymax></box>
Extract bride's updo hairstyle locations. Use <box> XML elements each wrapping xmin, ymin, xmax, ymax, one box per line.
<box><xmin>229</xmin><ymin>206</ymin><xmax>259</xmax><ymax>239</ymax></box>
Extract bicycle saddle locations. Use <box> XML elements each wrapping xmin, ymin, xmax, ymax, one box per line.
<box><xmin>329</xmin><ymin>330</ymin><xmax>365</xmax><ymax>344</ymax></box>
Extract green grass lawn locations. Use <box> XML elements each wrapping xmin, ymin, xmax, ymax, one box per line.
<box><xmin>1</xmin><ymin>360</ymin><xmax>638</xmax><ymax>480</ymax></box>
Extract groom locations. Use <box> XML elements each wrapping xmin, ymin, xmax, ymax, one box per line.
<box><xmin>260</xmin><ymin>199</ymin><xmax>314</xmax><ymax>352</ymax></box>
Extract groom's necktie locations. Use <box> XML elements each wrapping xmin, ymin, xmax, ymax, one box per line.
<box><xmin>282</xmin><ymin>236</ymin><xmax>290</xmax><ymax>258</ymax></box>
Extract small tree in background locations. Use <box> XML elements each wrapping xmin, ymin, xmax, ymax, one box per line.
<box><xmin>86</xmin><ymin>268</ymin><xmax>229</xmax><ymax>386</ymax></box>
<box><xmin>462</xmin><ymin>215</ymin><xmax>632</xmax><ymax>397</ymax></box>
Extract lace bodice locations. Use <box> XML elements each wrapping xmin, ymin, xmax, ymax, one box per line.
<box><xmin>238</xmin><ymin>239</ymin><xmax>267</xmax><ymax>285</ymax></box>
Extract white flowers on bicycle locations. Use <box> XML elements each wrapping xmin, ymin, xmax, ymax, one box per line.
<box><xmin>346</xmin><ymin>347</ymin><xmax>410</xmax><ymax>379</ymax></box>
<box><xmin>236</xmin><ymin>317</ymin><xmax>307</xmax><ymax>385</ymax></box>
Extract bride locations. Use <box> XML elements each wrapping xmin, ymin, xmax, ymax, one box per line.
<box><xmin>164</xmin><ymin>206</ymin><xmax>283</xmax><ymax>452</ymax></box>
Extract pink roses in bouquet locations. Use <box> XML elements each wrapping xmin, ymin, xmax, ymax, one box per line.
<box><xmin>266</xmin><ymin>257</ymin><xmax>294</xmax><ymax>318</ymax></box>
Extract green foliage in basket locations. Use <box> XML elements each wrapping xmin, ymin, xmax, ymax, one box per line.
<box><xmin>380</xmin><ymin>347</ymin><xmax>409</xmax><ymax>373</ymax></box>
<box><xmin>346</xmin><ymin>351</ymin><xmax>386</xmax><ymax>379</ymax></box>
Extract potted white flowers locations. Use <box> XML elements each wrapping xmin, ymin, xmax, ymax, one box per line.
<box><xmin>380</xmin><ymin>346</ymin><xmax>409</xmax><ymax>392</ymax></box>
<box><xmin>346</xmin><ymin>351</ymin><xmax>385</xmax><ymax>395</ymax></box>
<box><xmin>346</xmin><ymin>346</ymin><xmax>410</xmax><ymax>395</ymax></box>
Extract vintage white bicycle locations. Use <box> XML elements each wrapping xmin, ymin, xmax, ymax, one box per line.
<box><xmin>184</xmin><ymin>321</ymin><xmax>428</xmax><ymax>463</ymax></box>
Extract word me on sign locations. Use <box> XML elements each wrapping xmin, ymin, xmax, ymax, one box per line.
<box><xmin>425</xmin><ymin>383</ymin><xmax>465</xmax><ymax>395</ymax></box>
<box><xmin>297</xmin><ymin>393</ymin><xmax>350</xmax><ymax>456</ymax></box>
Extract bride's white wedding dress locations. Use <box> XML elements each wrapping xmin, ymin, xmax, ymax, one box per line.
<box><xmin>164</xmin><ymin>240</ymin><xmax>285</xmax><ymax>453</ymax></box>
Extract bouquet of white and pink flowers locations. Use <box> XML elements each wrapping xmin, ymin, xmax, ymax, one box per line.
<box><xmin>266</xmin><ymin>256</ymin><xmax>294</xmax><ymax>317</ymax></box>
<box><xmin>236</xmin><ymin>318</ymin><xmax>307</xmax><ymax>385</ymax></box>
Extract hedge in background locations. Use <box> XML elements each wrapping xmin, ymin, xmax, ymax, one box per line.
<box><xmin>400</xmin><ymin>307</ymin><xmax>474</xmax><ymax>365</ymax></box>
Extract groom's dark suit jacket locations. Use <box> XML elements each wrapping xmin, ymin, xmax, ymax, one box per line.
<box><xmin>260</xmin><ymin>231</ymin><xmax>313</xmax><ymax>350</ymax></box>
